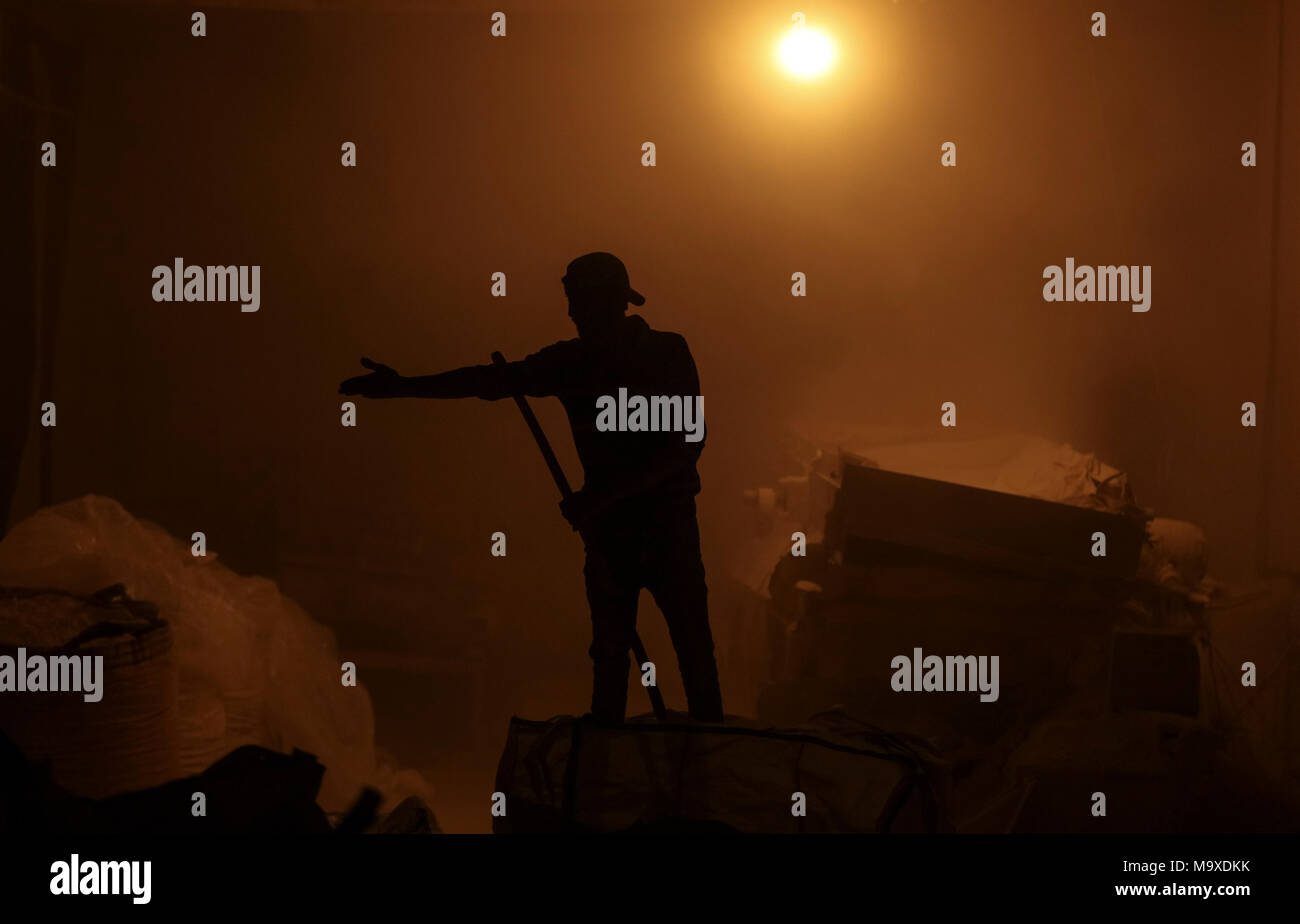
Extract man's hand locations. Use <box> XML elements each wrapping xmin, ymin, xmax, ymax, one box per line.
<box><xmin>559</xmin><ymin>487</ymin><xmax>607</xmax><ymax>533</ymax></box>
<box><xmin>339</xmin><ymin>357</ymin><xmax>405</xmax><ymax>398</ymax></box>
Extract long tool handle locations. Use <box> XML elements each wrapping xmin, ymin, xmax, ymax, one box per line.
<box><xmin>490</xmin><ymin>351</ymin><xmax>667</xmax><ymax>721</ymax></box>
<box><xmin>491</xmin><ymin>351</ymin><xmax>572</xmax><ymax>497</ymax></box>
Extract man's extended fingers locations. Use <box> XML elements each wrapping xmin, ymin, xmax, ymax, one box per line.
<box><xmin>361</xmin><ymin>357</ymin><xmax>398</xmax><ymax>376</ymax></box>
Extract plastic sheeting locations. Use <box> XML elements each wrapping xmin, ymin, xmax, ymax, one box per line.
<box><xmin>0</xmin><ymin>495</ymin><xmax>428</xmax><ymax>812</ymax></box>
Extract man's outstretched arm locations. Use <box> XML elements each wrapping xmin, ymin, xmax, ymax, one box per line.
<box><xmin>339</xmin><ymin>357</ymin><xmax>521</xmax><ymax>400</ymax></box>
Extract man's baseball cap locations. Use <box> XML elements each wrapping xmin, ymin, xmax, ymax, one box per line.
<box><xmin>562</xmin><ymin>252</ymin><xmax>645</xmax><ymax>306</ymax></box>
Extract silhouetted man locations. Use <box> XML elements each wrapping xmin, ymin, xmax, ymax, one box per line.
<box><xmin>339</xmin><ymin>252</ymin><xmax>724</xmax><ymax>724</ymax></box>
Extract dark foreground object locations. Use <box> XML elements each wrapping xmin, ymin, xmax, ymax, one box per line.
<box><xmin>1</xmin><ymin>730</ymin><xmax>333</xmax><ymax>834</ymax></box>
<box><xmin>493</xmin><ymin>711</ymin><xmax>949</xmax><ymax>833</ymax></box>
<box><xmin>0</xmin><ymin>730</ymin><xmax>440</xmax><ymax>834</ymax></box>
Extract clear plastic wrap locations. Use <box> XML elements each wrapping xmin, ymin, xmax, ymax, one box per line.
<box><xmin>0</xmin><ymin>495</ymin><xmax>429</xmax><ymax>812</ymax></box>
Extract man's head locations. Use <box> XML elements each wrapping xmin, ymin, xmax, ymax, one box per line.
<box><xmin>562</xmin><ymin>252</ymin><xmax>644</xmax><ymax>341</ymax></box>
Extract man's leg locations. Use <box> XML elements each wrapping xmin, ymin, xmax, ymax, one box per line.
<box><xmin>645</xmin><ymin>505</ymin><xmax>724</xmax><ymax>722</ymax></box>
<box><xmin>583</xmin><ymin>539</ymin><xmax>640</xmax><ymax>724</ymax></box>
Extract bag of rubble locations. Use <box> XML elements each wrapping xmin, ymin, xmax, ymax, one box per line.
<box><xmin>493</xmin><ymin>709</ymin><xmax>948</xmax><ymax>833</ymax></box>
<box><xmin>0</xmin><ymin>495</ymin><xmax>429</xmax><ymax>813</ymax></box>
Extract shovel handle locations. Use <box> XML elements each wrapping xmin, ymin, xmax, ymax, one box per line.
<box><xmin>491</xmin><ymin>350</ymin><xmax>667</xmax><ymax>721</ymax></box>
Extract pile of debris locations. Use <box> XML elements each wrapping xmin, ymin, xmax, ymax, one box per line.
<box><xmin>721</xmin><ymin>433</ymin><xmax>1296</xmax><ymax>832</ymax></box>
<box><xmin>0</xmin><ymin>495</ymin><xmax>433</xmax><ymax>829</ymax></box>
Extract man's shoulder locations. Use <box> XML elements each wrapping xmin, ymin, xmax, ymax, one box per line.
<box><xmin>635</xmin><ymin>318</ymin><xmax>691</xmax><ymax>355</ymax></box>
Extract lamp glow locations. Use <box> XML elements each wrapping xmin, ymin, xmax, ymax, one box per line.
<box><xmin>777</xmin><ymin>28</ymin><xmax>834</xmax><ymax>79</ymax></box>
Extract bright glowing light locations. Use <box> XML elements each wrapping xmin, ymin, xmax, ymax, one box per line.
<box><xmin>777</xmin><ymin>27</ymin><xmax>835</xmax><ymax>79</ymax></box>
